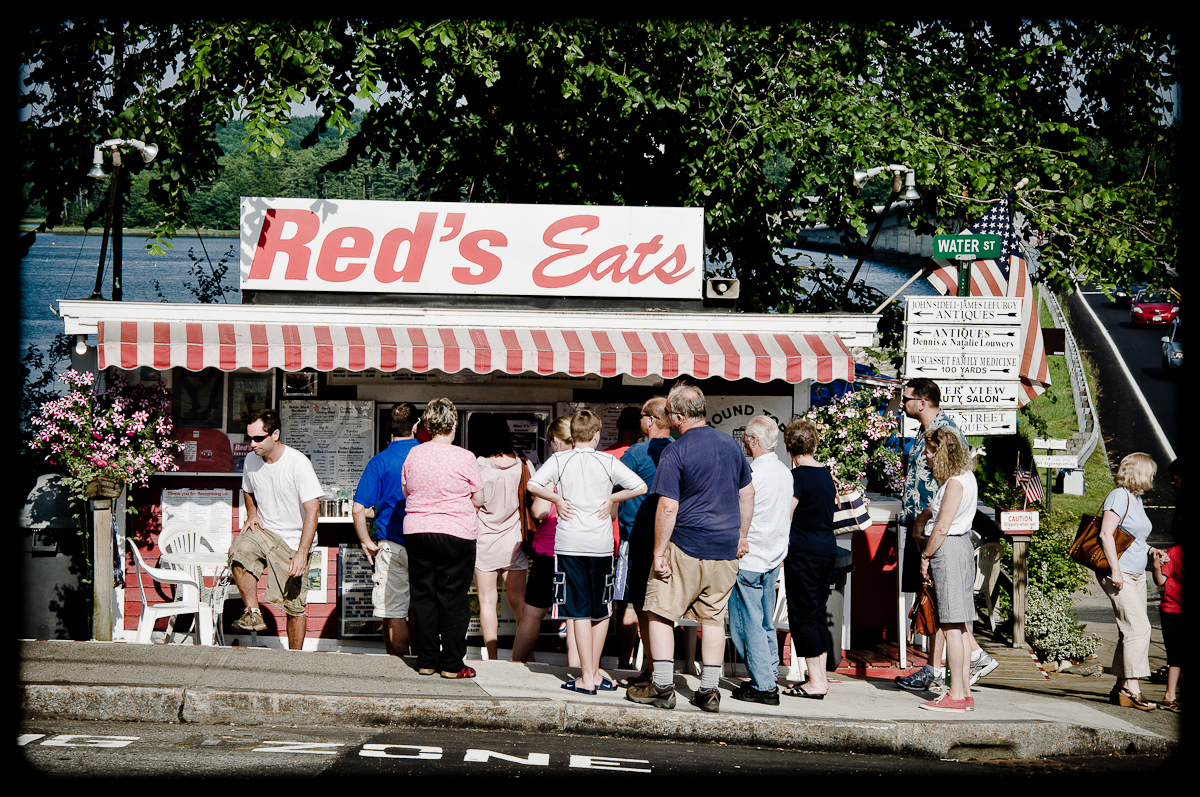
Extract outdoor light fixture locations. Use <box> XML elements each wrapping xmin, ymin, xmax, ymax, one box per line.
<box><xmin>74</xmin><ymin>335</ymin><xmax>88</xmax><ymax>356</ymax></box>
<box><xmin>87</xmin><ymin>137</ymin><xmax>162</xmax><ymax>300</ymax></box>
<box><xmin>88</xmin><ymin>138</ymin><xmax>159</xmax><ymax>179</ymax></box>
<box><xmin>839</xmin><ymin>162</ymin><xmax>921</xmax><ymax>308</ymax></box>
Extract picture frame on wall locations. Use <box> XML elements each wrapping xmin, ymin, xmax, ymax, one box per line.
<box><xmin>174</xmin><ymin>367</ymin><xmax>224</xmax><ymax>428</ymax></box>
<box><xmin>283</xmin><ymin>370</ymin><xmax>319</xmax><ymax>397</ymax></box>
<box><xmin>227</xmin><ymin>373</ymin><xmax>272</xmax><ymax>434</ymax></box>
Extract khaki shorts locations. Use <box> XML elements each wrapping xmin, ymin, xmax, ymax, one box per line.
<box><xmin>227</xmin><ymin>525</ymin><xmax>307</xmax><ymax>617</ymax></box>
<box><xmin>642</xmin><ymin>542</ymin><xmax>738</xmax><ymax>625</ymax></box>
<box><xmin>372</xmin><ymin>540</ymin><xmax>411</xmax><ymax>619</ymax></box>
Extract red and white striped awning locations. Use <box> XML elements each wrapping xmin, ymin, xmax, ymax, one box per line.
<box><xmin>97</xmin><ymin>321</ymin><xmax>854</xmax><ymax>384</ymax></box>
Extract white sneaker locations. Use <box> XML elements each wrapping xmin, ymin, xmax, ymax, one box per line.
<box><xmin>970</xmin><ymin>651</ymin><xmax>998</xmax><ymax>685</ymax></box>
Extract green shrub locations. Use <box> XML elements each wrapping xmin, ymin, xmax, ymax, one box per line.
<box><xmin>1023</xmin><ymin>585</ymin><xmax>1101</xmax><ymax>662</ymax></box>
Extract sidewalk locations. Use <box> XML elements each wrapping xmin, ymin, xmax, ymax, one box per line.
<box><xmin>18</xmin><ymin>606</ymin><xmax>1180</xmax><ymax>762</ymax></box>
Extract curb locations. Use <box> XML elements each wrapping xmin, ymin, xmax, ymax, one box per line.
<box><xmin>21</xmin><ymin>684</ymin><xmax>1176</xmax><ymax>760</ymax></box>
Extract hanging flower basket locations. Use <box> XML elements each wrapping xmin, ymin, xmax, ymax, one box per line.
<box><xmin>84</xmin><ymin>477</ymin><xmax>124</xmax><ymax>500</ymax></box>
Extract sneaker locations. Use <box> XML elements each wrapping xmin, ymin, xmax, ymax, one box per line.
<box><xmin>918</xmin><ymin>693</ymin><xmax>973</xmax><ymax>713</ymax></box>
<box><xmin>690</xmin><ymin>687</ymin><xmax>721</xmax><ymax>713</ymax></box>
<box><xmin>233</xmin><ymin>608</ymin><xmax>267</xmax><ymax>632</ymax></box>
<box><xmin>894</xmin><ymin>666</ymin><xmax>943</xmax><ymax>692</ymax></box>
<box><xmin>626</xmin><ymin>681</ymin><xmax>677</xmax><ymax>709</ymax></box>
<box><xmin>970</xmin><ymin>652</ymin><xmax>999</xmax><ymax>685</ymax></box>
<box><xmin>731</xmin><ymin>683</ymin><xmax>780</xmax><ymax>706</ymax></box>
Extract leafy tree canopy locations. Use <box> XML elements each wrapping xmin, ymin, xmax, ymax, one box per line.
<box><xmin>19</xmin><ymin>19</ymin><xmax>1177</xmax><ymax>310</ymax></box>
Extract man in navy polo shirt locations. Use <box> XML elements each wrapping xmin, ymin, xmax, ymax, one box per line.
<box><xmin>353</xmin><ymin>402</ymin><xmax>421</xmax><ymax>657</ymax></box>
<box><xmin>626</xmin><ymin>383</ymin><xmax>754</xmax><ymax>713</ymax></box>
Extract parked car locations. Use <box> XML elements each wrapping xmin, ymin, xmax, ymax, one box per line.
<box><xmin>1162</xmin><ymin>317</ymin><xmax>1183</xmax><ymax>376</ymax></box>
<box><xmin>1130</xmin><ymin>289</ymin><xmax>1180</xmax><ymax>325</ymax></box>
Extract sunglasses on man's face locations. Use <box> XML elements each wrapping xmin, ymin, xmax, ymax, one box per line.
<box><xmin>248</xmin><ymin>434</ymin><xmax>271</xmax><ymax>443</ymax></box>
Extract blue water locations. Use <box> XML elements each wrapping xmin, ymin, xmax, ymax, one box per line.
<box><xmin>18</xmin><ymin>232</ymin><xmax>936</xmax><ymax>359</ymax></box>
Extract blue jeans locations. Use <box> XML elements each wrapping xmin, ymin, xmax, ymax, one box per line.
<box><xmin>728</xmin><ymin>565</ymin><xmax>780</xmax><ymax>691</ymax></box>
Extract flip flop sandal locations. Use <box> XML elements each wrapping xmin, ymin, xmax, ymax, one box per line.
<box><xmin>597</xmin><ymin>677</ymin><xmax>618</xmax><ymax>691</ymax></box>
<box><xmin>418</xmin><ymin>668</ymin><xmax>438</xmax><ymax>676</ymax></box>
<box><xmin>782</xmin><ymin>683</ymin><xmax>825</xmax><ymax>699</ymax></box>
<box><xmin>561</xmin><ymin>678</ymin><xmax>597</xmax><ymax>695</ymax></box>
<box><xmin>441</xmin><ymin>666</ymin><xmax>476</xmax><ymax>679</ymax></box>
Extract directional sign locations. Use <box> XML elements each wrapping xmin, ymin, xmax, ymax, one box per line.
<box><xmin>904</xmin><ymin>325</ymin><xmax>1021</xmax><ymax>354</ymax></box>
<box><xmin>905</xmin><ymin>297</ymin><xmax>1023</xmax><ymax>325</ymax></box>
<box><xmin>1034</xmin><ymin>455</ymin><xmax>1078</xmax><ymax>469</ymax></box>
<box><xmin>945</xmin><ymin>410</ymin><xmax>1017</xmax><ymax>436</ymax></box>
<box><xmin>1032</xmin><ymin>438</ymin><xmax>1069</xmax><ymax>450</ymax></box>
<box><xmin>903</xmin><ymin>352</ymin><xmax>1022</xmax><ymax>381</ymax></box>
<box><xmin>933</xmin><ymin>234</ymin><xmax>1003</xmax><ymax>261</ymax></box>
<box><xmin>937</xmin><ymin>381</ymin><xmax>1022</xmax><ymax>409</ymax></box>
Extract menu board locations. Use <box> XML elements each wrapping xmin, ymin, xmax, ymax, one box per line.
<box><xmin>280</xmin><ymin>400</ymin><xmax>375</xmax><ymax>497</ymax></box>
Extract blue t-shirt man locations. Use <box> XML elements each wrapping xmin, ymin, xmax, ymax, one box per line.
<box><xmin>651</xmin><ymin>425</ymin><xmax>753</xmax><ymax>560</ymax></box>
<box><xmin>353</xmin><ymin>438</ymin><xmax>419</xmax><ymax>544</ymax></box>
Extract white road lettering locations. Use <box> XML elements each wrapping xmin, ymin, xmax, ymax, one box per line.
<box><xmin>253</xmin><ymin>741</ymin><xmax>344</xmax><ymax>755</ymax></box>
<box><xmin>463</xmin><ymin>749</ymin><xmax>550</xmax><ymax>766</ymax></box>
<box><xmin>40</xmin><ymin>735</ymin><xmax>139</xmax><ymax>748</ymax></box>
<box><xmin>17</xmin><ymin>734</ymin><xmax>46</xmax><ymax>746</ymax></box>
<box><xmin>569</xmin><ymin>754</ymin><xmax>651</xmax><ymax>773</ymax></box>
<box><xmin>360</xmin><ymin>744</ymin><xmax>443</xmax><ymax>760</ymax></box>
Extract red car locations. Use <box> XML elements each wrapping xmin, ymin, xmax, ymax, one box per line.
<box><xmin>1130</xmin><ymin>290</ymin><xmax>1180</xmax><ymax>325</ymax></box>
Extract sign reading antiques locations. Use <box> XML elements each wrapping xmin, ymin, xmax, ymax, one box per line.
<box><xmin>240</xmin><ymin>198</ymin><xmax>705</xmax><ymax>299</ymax></box>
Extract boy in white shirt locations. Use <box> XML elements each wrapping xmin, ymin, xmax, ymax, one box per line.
<box><xmin>527</xmin><ymin>410</ymin><xmax>646</xmax><ymax>694</ymax></box>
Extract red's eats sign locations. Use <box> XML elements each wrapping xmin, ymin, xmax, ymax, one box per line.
<box><xmin>241</xmin><ymin>198</ymin><xmax>704</xmax><ymax>299</ymax></box>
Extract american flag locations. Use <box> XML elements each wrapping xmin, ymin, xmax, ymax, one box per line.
<box><xmin>926</xmin><ymin>190</ymin><xmax>1050</xmax><ymax>406</ymax></box>
<box><xmin>1014</xmin><ymin>461</ymin><xmax>1045</xmax><ymax>505</ymax></box>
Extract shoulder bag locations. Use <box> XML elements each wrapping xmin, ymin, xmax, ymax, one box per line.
<box><xmin>1068</xmin><ymin>490</ymin><xmax>1136</xmax><ymax>574</ymax></box>
<box><xmin>909</xmin><ymin>576</ymin><xmax>939</xmax><ymax>639</ymax></box>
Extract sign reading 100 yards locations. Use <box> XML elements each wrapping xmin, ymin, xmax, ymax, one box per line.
<box><xmin>240</xmin><ymin>198</ymin><xmax>705</xmax><ymax>299</ymax></box>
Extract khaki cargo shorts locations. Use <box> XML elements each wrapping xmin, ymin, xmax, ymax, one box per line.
<box><xmin>642</xmin><ymin>542</ymin><xmax>738</xmax><ymax>625</ymax></box>
<box><xmin>227</xmin><ymin>524</ymin><xmax>307</xmax><ymax>616</ymax></box>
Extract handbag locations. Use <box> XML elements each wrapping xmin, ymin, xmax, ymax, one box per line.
<box><xmin>1068</xmin><ymin>492</ymin><xmax>1136</xmax><ymax>574</ymax></box>
<box><xmin>909</xmin><ymin>576</ymin><xmax>938</xmax><ymax>638</ymax></box>
<box><xmin>515</xmin><ymin>457</ymin><xmax>539</xmax><ymax>554</ymax></box>
<box><xmin>832</xmin><ymin>489</ymin><xmax>873</xmax><ymax>534</ymax></box>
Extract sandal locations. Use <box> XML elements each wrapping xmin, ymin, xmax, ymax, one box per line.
<box><xmin>1117</xmin><ymin>688</ymin><xmax>1156</xmax><ymax>711</ymax></box>
<box><xmin>561</xmin><ymin>678</ymin><xmax>597</xmax><ymax>695</ymax></box>
<box><xmin>1157</xmin><ymin>698</ymin><xmax>1181</xmax><ymax>713</ymax></box>
<box><xmin>441</xmin><ymin>666</ymin><xmax>477</xmax><ymax>679</ymax></box>
<box><xmin>418</xmin><ymin>668</ymin><xmax>438</xmax><ymax>676</ymax></box>
<box><xmin>618</xmin><ymin>670</ymin><xmax>652</xmax><ymax>688</ymax></box>
<box><xmin>782</xmin><ymin>683</ymin><xmax>826</xmax><ymax>699</ymax></box>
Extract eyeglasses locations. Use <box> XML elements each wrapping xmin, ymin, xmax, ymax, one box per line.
<box><xmin>900</xmin><ymin>395</ymin><xmax>922</xmax><ymax>404</ymax></box>
<box><xmin>248</xmin><ymin>434</ymin><xmax>271</xmax><ymax>443</ymax></box>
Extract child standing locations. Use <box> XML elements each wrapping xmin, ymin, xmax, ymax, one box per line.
<box><xmin>527</xmin><ymin>410</ymin><xmax>647</xmax><ymax>694</ymax></box>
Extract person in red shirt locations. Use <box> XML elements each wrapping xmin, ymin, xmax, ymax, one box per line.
<box><xmin>1150</xmin><ymin>459</ymin><xmax>1182</xmax><ymax>713</ymax></box>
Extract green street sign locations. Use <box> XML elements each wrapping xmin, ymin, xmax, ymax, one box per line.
<box><xmin>934</xmin><ymin>234</ymin><xmax>1002</xmax><ymax>261</ymax></box>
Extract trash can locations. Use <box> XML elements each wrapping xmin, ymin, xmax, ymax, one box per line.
<box><xmin>18</xmin><ymin>474</ymin><xmax>90</xmax><ymax>639</ymax></box>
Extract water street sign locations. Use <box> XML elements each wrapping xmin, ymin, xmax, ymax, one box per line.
<box><xmin>903</xmin><ymin>352</ymin><xmax>1022</xmax><ymax>380</ymax></box>
<box><xmin>905</xmin><ymin>297</ymin><xmax>1023</xmax><ymax>325</ymax></box>
<box><xmin>937</xmin><ymin>381</ymin><xmax>1022</xmax><ymax>409</ymax></box>
<box><xmin>933</xmin><ymin>234</ymin><xmax>1002</xmax><ymax>261</ymax></box>
<box><xmin>944</xmin><ymin>410</ymin><xmax>1016</xmax><ymax>435</ymax></box>
<box><xmin>1034</xmin><ymin>455</ymin><xmax>1078</xmax><ymax>469</ymax></box>
<box><xmin>904</xmin><ymin>325</ymin><xmax>1021</xmax><ymax>354</ymax></box>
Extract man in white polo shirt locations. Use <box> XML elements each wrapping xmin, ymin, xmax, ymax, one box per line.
<box><xmin>227</xmin><ymin>408</ymin><xmax>324</xmax><ymax>650</ymax></box>
<box><xmin>727</xmin><ymin>416</ymin><xmax>792</xmax><ymax>705</ymax></box>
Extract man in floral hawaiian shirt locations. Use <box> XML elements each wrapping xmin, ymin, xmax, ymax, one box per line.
<box><xmin>895</xmin><ymin>378</ymin><xmax>996</xmax><ymax>691</ymax></box>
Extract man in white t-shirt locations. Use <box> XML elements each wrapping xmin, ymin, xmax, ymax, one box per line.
<box><xmin>227</xmin><ymin>408</ymin><xmax>324</xmax><ymax>649</ymax></box>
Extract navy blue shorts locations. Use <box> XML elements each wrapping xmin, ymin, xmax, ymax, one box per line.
<box><xmin>557</xmin><ymin>554</ymin><xmax>614</xmax><ymax>621</ymax></box>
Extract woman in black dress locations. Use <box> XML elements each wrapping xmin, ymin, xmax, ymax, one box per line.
<box><xmin>781</xmin><ymin>417</ymin><xmax>838</xmax><ymax>699</ymax></box>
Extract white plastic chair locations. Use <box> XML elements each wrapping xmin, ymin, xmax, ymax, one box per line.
<box><xmin>974</xmin><ymin>542</ymin><xmax>1006</xmax><ymax>631</ymax></box>
<box><xmin>126</xmin><ymin>538</ymin><xmax>214</xmax><ymax>645</ymax></box>
<box><xmin>158</xmin><ymin>523</ymin><xmax>225</xmax><ymax>644</ymax></box>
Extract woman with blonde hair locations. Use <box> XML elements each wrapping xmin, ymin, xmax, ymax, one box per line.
<box><xmin>1098</xmin><ymin>452</ymin><xmax>1162</xmax><ymax>710</ymax></box>
<box><xmin>916</xmin><ymin>427</ymin><xmax>978</xmax><ymax>713</ymax></box>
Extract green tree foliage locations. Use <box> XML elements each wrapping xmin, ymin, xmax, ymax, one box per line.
<box><xmin>20</xmin><ymin>19</ymin><xmax>1177</xmax><ymax>307</ymax></box>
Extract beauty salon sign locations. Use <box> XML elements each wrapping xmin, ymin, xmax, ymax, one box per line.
<box><xmin>240</xmin><ymin>198</ymin><xmax>704</xmax><ymax>299</ymax></box>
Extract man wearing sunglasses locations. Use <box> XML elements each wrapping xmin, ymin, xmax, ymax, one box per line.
<box><xmin>227</xmin><ymin>408</ymin><xmax>324</xmax><ymax>649</ymax></box>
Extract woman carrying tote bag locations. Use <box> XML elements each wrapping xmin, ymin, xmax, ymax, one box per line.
<box><xmin>1098</xmin><ymin>452</ymin><xmax>1164</xmax><ymax>711</ymax></box>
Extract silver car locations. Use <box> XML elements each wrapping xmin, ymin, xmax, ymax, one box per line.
<box><xmin>1161</xmin><ymin>318</ymin><xmax>1183</xmax><ymax>376</ymax></box>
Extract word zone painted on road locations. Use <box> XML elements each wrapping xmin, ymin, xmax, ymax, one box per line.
<box><xmin>18</xmin><ymin>734</ymin><xmax>651</xmax><ymax>773</ymax></box>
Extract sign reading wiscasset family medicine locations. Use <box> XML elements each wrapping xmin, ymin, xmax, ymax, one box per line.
<box><xmin>240</xmin><ymin>198</ymin><xmax>705</xmax><ymax>299</ymax></box>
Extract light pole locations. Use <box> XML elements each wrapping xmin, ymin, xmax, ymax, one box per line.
<box><xmin>839</xmin><ymin>164</ymin><xmax>920</xmax><ymax>309</ymax></box>
<box><xmin>87</xmin><ymin>138</ymin><xmax>159</xmax><ymax>301</ymax></box>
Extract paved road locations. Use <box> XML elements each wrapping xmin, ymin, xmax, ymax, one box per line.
<box><xmin>1067</xmin><ymin>288</ymin><xmax>1179</xmax><ymax>540</ymax></box>
<box><xmin>18</xmin><ymin>720</ymin><xmax>1174</xmax><ymax>778</ymax></box>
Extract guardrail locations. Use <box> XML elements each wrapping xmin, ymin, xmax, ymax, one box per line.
<box><xmin>1041</xmin><ymin>289</ymin><xmax>1099</xmax><ymax>469</ymax></box>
